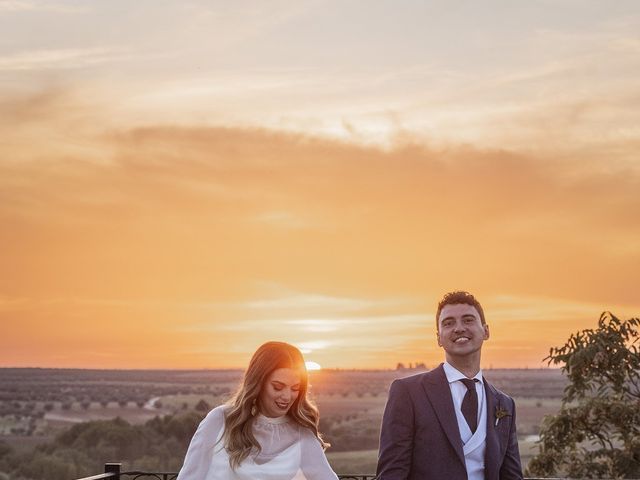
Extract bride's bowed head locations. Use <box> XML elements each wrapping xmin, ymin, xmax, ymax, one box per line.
<box><xmin>223</xmin><ymin>341</ymin><xmax>328</xmax><ymax>469</ymax></box>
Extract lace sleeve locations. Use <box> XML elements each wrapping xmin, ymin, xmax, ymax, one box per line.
<box><xmin>176</xmin><ymin>406</ymin><xmax>225</xmax><ymax>480</ymax></box>
<box><xmin>299</xmin><ymin>429</ymin><xmax>338</xmax><ymax>480</ymax></box>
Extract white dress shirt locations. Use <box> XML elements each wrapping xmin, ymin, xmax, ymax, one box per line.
<box><xmin>443</xmin><ymin>362</ymin><xmax>487</xmax><ymax>480</ymax></box>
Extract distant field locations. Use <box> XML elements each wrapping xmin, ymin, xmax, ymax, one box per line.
<box><xmin>326</xmin><ymin>434</ymin><xmax>543</xmax><ymax>474</ymax></box>
<box><xmin>0</xmin><ymin>367</ymin><xmax>564</xmax><ymax>472</ymax></box>
<box><xmin>326</xmin><ymin>449</ymin><xmax>379</xmax><ymax>475</ymax></box>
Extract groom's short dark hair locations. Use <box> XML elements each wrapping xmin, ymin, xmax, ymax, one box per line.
<box><xmin>436</xmin><ymin>291</ymin><xmax>485</xmax><ymax>330</ymax></box>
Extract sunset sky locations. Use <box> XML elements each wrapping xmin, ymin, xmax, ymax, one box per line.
<box><xmin>1</xmin><ymin>1</ymin><xmax>639</xmax><ymax>369</ymax></box>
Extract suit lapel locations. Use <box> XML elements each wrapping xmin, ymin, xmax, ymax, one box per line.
<box><xmin>484</xmin><ymin>378</ymin><xmax>500</xmax><ymax>480</ymax></box>
<box><xmin>421</xmin><ymin>364</ymin><xmax>465</xmax><ymax>466</ymax></box>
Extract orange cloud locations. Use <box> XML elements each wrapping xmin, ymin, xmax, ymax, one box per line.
<box><xmin>0</xmin><ymin>89</ymin><xmax>638</xmax><ymax>368</ymax></box>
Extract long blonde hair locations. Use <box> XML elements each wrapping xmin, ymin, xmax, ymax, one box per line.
<box><xmin>222</xmin><ymin>341</ymin><xmax>328</xmax><ymax>469</ymax></box>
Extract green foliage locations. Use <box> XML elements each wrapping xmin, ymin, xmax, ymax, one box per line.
<box><xmin>146</xmin><ymin>410</ymin><xmax>203</xmax><ymax>445</ymax></box>
<box><xmin>0</xmin><ymin>441</ymin><xmax>12</xmax><ymax>459</ymax></box>
<box><xmin>0</xmin><ymin>412</ymin><xmax>205</xmax><ymax>480</ymax></box>
<box><xmin>195</xmin><ymin>399</ymin><xmax>211</xmax><ymax>412</ymax></box>
<box><xmin>12</xmin><ymin>449</ymin><xmax>87</xmax><ymax>480</ymax></box>
<box><xmin>528</xmin><ymin>312</ymin><xmax>640</xmax><ymax>479</ymax></box>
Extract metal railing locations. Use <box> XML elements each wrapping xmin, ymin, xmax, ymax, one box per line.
<box><xmin>74</xmin><ymin>463</ymin><xmax>585</xmax><ymax>480</ymax></box>
<box><xmin>81</xmin><ymin>464</ymin><xmax>375</xmax><ymax>480</ymax></box>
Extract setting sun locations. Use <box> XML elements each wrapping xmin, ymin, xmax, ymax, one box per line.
<box><xmin>305</xmin><ymin>362</ymin><xmax>322</xmax><ymax>371</ymax></box>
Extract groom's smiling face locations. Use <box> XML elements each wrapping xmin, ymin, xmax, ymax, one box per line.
<box><xmin>437</xmin><ymin>303</ymin><xmax>489</xmax><ymax>359</ymax></box>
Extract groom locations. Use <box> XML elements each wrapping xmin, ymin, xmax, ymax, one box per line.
<box><xmin>376</xmin><ymin>291</ymin><xmax>523</xmax><ymax>480</ymax></box>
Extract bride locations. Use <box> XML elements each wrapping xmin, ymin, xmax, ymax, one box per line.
<box><xmin>177</xmin><ymin>341</ymin><xmax>338</xmax><ymax>480</ymax></box>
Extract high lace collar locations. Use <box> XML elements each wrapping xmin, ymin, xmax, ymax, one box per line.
<box><xmin>255</xmin><ymin>413</ymin><xmax>291</xmax><ymax>425</ymax></box>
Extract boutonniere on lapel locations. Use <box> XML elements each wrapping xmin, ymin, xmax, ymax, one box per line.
<box><xmin>494</xmin><ymin>405</ymin><xmax>511</xmax><ymax>426</ymax></box>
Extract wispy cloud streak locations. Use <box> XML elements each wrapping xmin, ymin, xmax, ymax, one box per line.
<box><xmin>0</xmin><ymin>47</ymin><xmax>127</xmax><ymax>71</ymax></box>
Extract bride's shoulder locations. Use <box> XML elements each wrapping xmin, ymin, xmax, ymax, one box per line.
<box><xmin>200</xmin><ymin>404</ymin><xmax>227</xmax><ymax>428</ymax></box>
<box><xmin>211</xmin><ymin>404</ymin><xmax>229</xmax><ymax>417</ymax></box>
<box><xmin>298</xmin><ymin>425</ymin><xmax>322</xmax><ymax>444</ymax></box>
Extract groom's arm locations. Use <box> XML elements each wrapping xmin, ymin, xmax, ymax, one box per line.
<box><xmin>499</xmin><ymin>397</ymin><xmax>524</xmax><ymax>480</ymax></box>
<box><xmin>376</xmin><ymin>379</ymin><xmax>414</xmax><ymax>480</ymax></box>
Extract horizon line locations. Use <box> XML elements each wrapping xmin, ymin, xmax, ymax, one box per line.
<box><xmin>0</xmin><ymin>365</ymin><xmax>561</xmax><ymax>372</ymax></box>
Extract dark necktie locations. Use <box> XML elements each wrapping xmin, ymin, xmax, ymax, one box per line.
<box><xmin>460</xmin><ymin>378</ymin><xmax>478</xmax><ymax>433</ymax></box>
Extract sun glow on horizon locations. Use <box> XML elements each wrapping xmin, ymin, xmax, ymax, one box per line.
<box><xmin>305</xmin><ymin>361</ymin><xmax>322</xmax><ymax>371</ymax></box>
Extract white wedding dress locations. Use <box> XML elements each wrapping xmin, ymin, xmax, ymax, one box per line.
<box><xmin>177</xmin><ymin>406</ymin><xmax>338</xmax><ymax>480</ymax></box>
